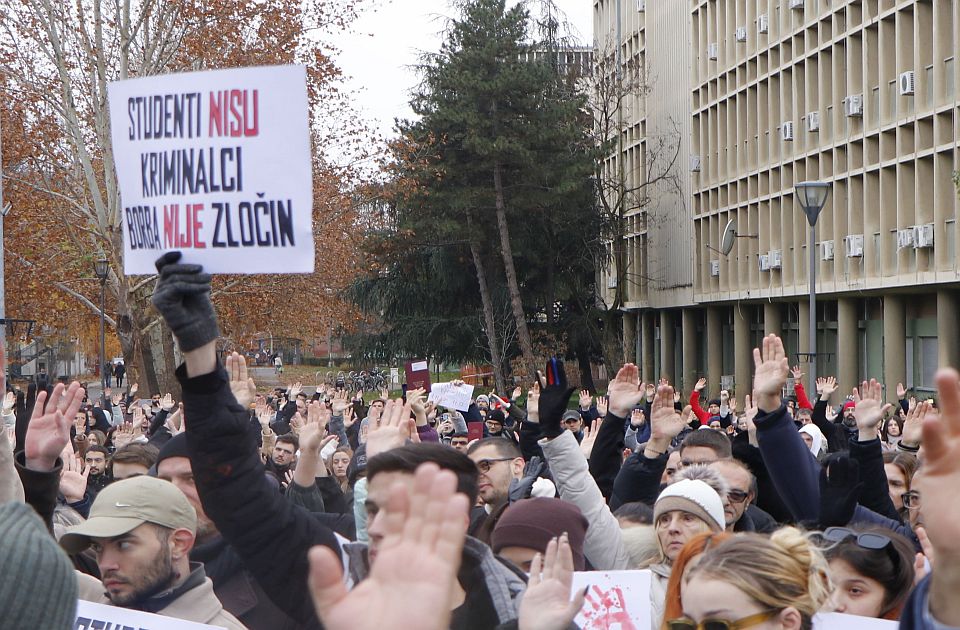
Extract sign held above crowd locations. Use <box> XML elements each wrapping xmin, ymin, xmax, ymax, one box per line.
<box><xmin>108</xmin><ymin>65</ymin><xmax>315</xmax><ymax>275</ymax></box>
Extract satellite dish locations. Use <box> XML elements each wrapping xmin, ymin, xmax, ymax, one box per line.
<box><xmin>720</xmin><ymin>219</ymin><xmax>738</xmax><ymax>255</ymax></box>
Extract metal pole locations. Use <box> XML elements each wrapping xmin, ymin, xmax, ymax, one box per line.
<box><xmin>100</xmin><ymin>279</ymin><xmax>106</xmax><ymax>393</ymax></box>
<box><xmin>808</xmin><ymin>223</ymin><xmax>817</xmax><ymax>393</ymax></box>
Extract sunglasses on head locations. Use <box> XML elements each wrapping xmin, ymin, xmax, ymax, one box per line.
<box><xmin>667</xmin><ymin>609</ymin><xmax>778</xmax><ymax>630</ymax></box>
<box><xmin>819</xmin><ymin>527</ymin><xmax>900</xmax><ymax>570</ymax></box>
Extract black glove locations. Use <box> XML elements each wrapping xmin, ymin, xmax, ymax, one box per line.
<box><xmin>151</xmin><ymin>251</ymin><xmax>220</xmax><ymax>352</ymax></box>
<box><xmin>817</xmin><ymin>453</ymin><xmax>863</xmax><ymax>529</ymax></box>
<box><xmin>537</xmin><ymin>358</ymin><xmax>575</xmax><ymax>440</ymax></box>
<box><xmin>508</xmin><ymin>455</ymin><xmax>546</xmax><ymax>503</ymax></box>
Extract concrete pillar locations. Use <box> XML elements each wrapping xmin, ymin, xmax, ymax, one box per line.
<box><xmin>660</xmin><ymin>310</ymin><xmax>676</xmax><ymax>383</ymax></box>
<box><xmin>883</xmin><ymin>296</ymin><xmax>906</xmax><ymax>394</ymax></box>
<box><xmin>682</xmin><ymin>309</ymin><xmax>698</xmax><ymax>391</ymax></box>
<box><xmin>706</xmin><ymin>307</ymin><xmax>723</xmax><ymax>390</ymax></box>
<box><xmin>938</xmin><ymin>290</ymin><xmax>960</xmax><ymax>370</ymax></box>
<box><xmin>623</xmin><ymin>310</ymin><xmax>637</xmax><ymax>364</ymax></box>
<box><xmin>798</xmin><ymin>301</ymin><xmax>811</xmax><ymax>363</ymax></box>
<box><xmin>763</xmin><ymin>302</ymin><xmax>783</xmax><ymax>337</ymax></box>
<box><xmin>837</xmin><ymin>298</ymin><xmax>859</xmax><ymax>395</ymax></box>
<box><xmin>733</xmin><ymin>305</ymin><xmax>752</xmax><ymax>397</ymax></box>
<box><xmin>641</xmin><ymin>311</ymin><xmax>655</xmax><ymax>382</ymax></box>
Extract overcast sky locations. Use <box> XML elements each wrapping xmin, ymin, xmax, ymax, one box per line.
<box><xmin>329</xmin><ymin>0</ymin><xmax>593</xmax><ymax>144</ymax></box>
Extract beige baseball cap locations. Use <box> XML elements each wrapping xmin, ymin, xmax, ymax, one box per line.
<box><xmin>60</xmin><ymin>476</ymin><xmax>197</xmax><ymax>554</ymax></box>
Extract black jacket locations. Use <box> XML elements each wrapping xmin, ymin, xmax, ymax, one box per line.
<box><xmin>180</xmin><ymin>362</ymin><xmax>341</xmax><ymax>629</ymax></box>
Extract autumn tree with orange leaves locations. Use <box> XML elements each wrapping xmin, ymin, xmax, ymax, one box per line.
<box><xmin>0</xmin><ymin>0</ymin><xmax>371</xmax><ymax>393</ymax></box>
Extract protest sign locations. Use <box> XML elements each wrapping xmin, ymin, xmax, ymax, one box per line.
<box><xmin>108</xmin><ymin>65</ymin><xmax>314</xmax><ymax>275</ymax></box>
<box><xmin>404</xmin><ymin>359</ymin><xmax>432</xmax><ymax>393</ymax></box>
<box><xmin>428</xmin><ymin>381</ymin><xmax>475</xmax><ymax>411</ymax></box>
<box><xmin>570</xmin><ymin>570</ymin><xmax>651</xmax><ymax>630</ymax></box>
<box><xmin>76</xmin><ymin>599</ymin><xmax>225</xmax><ymax>629</ymax></box>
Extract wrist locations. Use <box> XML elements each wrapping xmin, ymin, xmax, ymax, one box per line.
<box><xmin>930</xmin><ymin>563</ymin><xmax>960</xmax><ymax>625</ymax></box>
<box><xmin>857</xmin><ymin>429</ymin><xmax>878</xmax><ymax>442</ymax></box>
<box><xmin>63</xmin><ymin>489</ymin><xmax>85</xmax><ymax>503</ymax></box>
<box><xmin>25</xmin><ymin>455</ymin><xmax>58</xmax><ymax>472</ymax></box>
<box><xmin>756</xmin><ymin>393</ymin><xmax>781</xmax><ymax>413</ymax></box>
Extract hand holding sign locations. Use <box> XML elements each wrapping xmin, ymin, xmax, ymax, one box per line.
<box><xmin>151</xmin><ymin>252</ymin><xmax>220</xmax><ymax>352</ymax></box>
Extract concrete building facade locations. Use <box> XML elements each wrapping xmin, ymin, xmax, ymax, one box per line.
<box><xmin>596</xmin><ymin>0</ymin><xmax>960</xmax><ymax>397</ymax></box>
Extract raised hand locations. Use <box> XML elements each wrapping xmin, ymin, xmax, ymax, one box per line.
<box><xmin>151</xmin><ymin>251</ymin><xmax>219</xmax><ymax>351</ymax></box>
<box><xmin>366</xmin><ymin>398</ymin><xmax>414</xmax><ymax>459</ymax></box>
<box><xmin>25</xmin><ymin>382</ymin><xmax>86</xmax><ymax>471</ymax></box>
<box><xmin>511</xmin><ymin>386</ymin><xmax>522</xmax><ymax>402</ymax></box>
<box><xmin>129</xmin><ymin>382</ymin><xmax>139</xmax><ymax>396</ymax></box>
<box><xmin>752</xmin><ymin>334</ymin><xmax>789</xmax><ymax>412</ymax></box>
<box><xmin>160</xmin><ymin>393</ymin><xmax>175</xmax><ymax>411</ymax></box>
<box><xmin>331</xmin><ymin>390</ymin><xmax>350</xmax><ymax>414</ymax></box>
<box><xmin>630</xmin><ymin>408</ymin><xmax>646</xmax><ymax>428</ymax></box>
<box><xmin>897</xmin><ymin>382</ymin><xmax>907</xmax><ymax>399</ymax></box>
<box><xmin>853</xmin><ymin>379</ymin><xmax>892</xmax><ymax>440</ymax></box>
<box><xmin>580</xmin><ymin>418</ymin><xmax>601</xmax><ymax>459</ymax></box>
<box><xmin>112</xmin><ymin>423</ymin><xmax>135</xmax><ymax>450</ymax></box>
<box><xmin>407</xmin><ymin>387</ymin><xmax>427</xmax><ymax>416</ymax></box>
<box><xmin>791</xmin><ymin>365</ymin><xmax>804</xmax><ymax>381</ymax></box>
<box><xmin>307</xmin><ymin>401</ymin><xmax>331</xmax><ymax>433</ymax></box>
<box><xmin>299</xmin><ymin>421</ymin><xmax>326</xmax><ymax>452</ymax></box>
<box><xmin>645</xmin><ymin>382</ymin><xmax>656</xmax><ymax>401</ymax></box>
<box><xmin>649</xmin><ymin>385</ymin><xmax>686</xmax><ymax>443</ymax></box>
<box><xmin>694</xmin><ymin>377</ymin><xmax>707</xmax><ymax>392</ymax></box>
<box><xmin>526</xmin><ymin>383</ymin><xmax>541</xmax><ymax>423</ymax></box>
<box><xmin>307</xmin><ymin>464</ymin><xmax>469</xmax><ymax>630</ymax></box>
<box><xmin>518</xmin><ymin>535</ymin><xmax>586</xmax><ymax>630</ymax></box>
<box><xmin>343</xmin><ymin>407</ymin><xmax>356</xmax><ymax>429</ymax></box>
<box><xmin>607</xmin><ymin>364</ymin><xmax>645</xmax><ymax>418</ymax></box>
<box><xmin>227</xmin><ymin>352</ymin><xmax>257</xmax><ymax>408</ymax></box>
<box><xmin>288</xmin><ymin>382</ymin><xmax>303</xmax><ymax>400</ymax></box>
<box><xmin>596</xmin><ymin>395</ymin><xmax>608</xmax><ymax>418</ymax></box>
<box><xmin>60</xmin><ymin>451</ymin><xmax>90</xmax><ymax>503</ymax></box>
<box><xmin>819</xmin><ymin>376</ymin><xmax>838</xmax><ymax>399</ymax></box>
<box><xmin>901</xmin><ymin>399</ymin><xmax>929</xmax><ymax>448</ymax></box>
<box><xmin>578</xmin><ymin>389</ymin><xmax>593</xmax><ymax>411</ymax></box>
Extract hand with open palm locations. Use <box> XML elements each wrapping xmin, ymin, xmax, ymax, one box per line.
<box><xmin>752</xmin><ymin>334</ymin><xmax>789</xmax><ymax>412</ymax></box>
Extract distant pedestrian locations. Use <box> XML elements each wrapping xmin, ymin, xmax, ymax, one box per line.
<box><xmin>113</xmin><ymin>360</ymin><xmax>125</xmax><ymax>387</ymax></box>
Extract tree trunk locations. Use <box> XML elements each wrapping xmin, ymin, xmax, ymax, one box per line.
<box><xmin>467</xmin><ymin>214</ymin><xmax>507</xmax><ymax>394</ymax></box>
<box><xmin>492</xmin><ymin>161</ymin><xmax>536</xmax><ymax>378</ymax></box>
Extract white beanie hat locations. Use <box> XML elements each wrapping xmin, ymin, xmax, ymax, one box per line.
<box><xmin>653</xmin><ymin>479</ymin><xmax>725</xmax><ymax>532</ymax></box>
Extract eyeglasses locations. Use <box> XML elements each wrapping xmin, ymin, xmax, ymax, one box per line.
<box><xmin>667</xmin><ymin>609</ymin><xmax>778</xmax><ymax>630</ymax></box>
<box><xmin>902</xmin><ymin>491</ymin><xmax>922</xmax><ymax>510</ymax></box>
<box><xmin>475</xmin><ymin>457</ymin><xmax>513</xmax><ymax>473</ymax></box>
<box><xmin>450</xmin><ymin>440</ymin><xmax>469</xmax><ymax>447</ymax></box>
<box><xmin>819</xmin><ymin>527</ymin><xmax>901</xmax><ymax>571</ymax></box>
<box><xmin>727</xmin><ymin>489</ymin><xmax>750</xmax><ymax>504</ymax></box>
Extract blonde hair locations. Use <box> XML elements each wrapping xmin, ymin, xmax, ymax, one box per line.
<box><xmin>644</xmin><ymin>512</ymin><xmax>714</xmax><ymax>568</ymax></box>
<box><xmin>621</xmin><ymin>525</ymin><xmax>661</xmax><ymax>568</ymax></box>
<box><xmin>685</xmin><ymin>527</ymin><xmax>832</xmax><ymax>629</ymax></box>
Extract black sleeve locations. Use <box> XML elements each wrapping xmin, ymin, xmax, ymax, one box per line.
<box><xmin>180</xmin><ymin>363</ymin><xmax>340</xmax><ymax>626</ymax></box>
<box><xmin>848</xmin><ymin>437</ymin><xmax>902</xmax><ymax>522</ymax></box>
<box><xmin>610</xmin><ymin>450</ymin><xmax>668</xmax><ymax>510</ymax></box>
<box><xmin>812</xmin><ymin>398</ymin><xmax>844</xmax><ymax>452</ymax></box>
<box><xmin>149</xmin><ymin>409</ymin><xmax>169</xmax><ymax>436</ymax></box>
<box><xmin>588</xmin><ymin>411</ymin><xmax>627</xmax><ymax>501</ymax></box>
<box><xmin>518</xmin><ymin>420</ymin><xmax>545</xmax><ymax>462</ymax></box>
<box><xmin>14</xmin><ymin>452</ymin><xmax>61</xmax><ymax>533</ymax></box>
<box><xmin>731</xmin><ymin>435</ymin><xmax>792</xmax><ymax>524</ymax></box>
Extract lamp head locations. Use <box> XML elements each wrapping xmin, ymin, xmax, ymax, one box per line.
<box><xmin>94</xmin><ymin>258</ymin><xmax>109</xmax><ymax>281</ymax></box>
<box><xmin>795</xmin><ymin>181</ymin><xmax>831</xmax><ymax>227</ymax></box>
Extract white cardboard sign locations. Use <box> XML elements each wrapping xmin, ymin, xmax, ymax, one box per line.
<box><xmin>427</xmin><ymin>382</ymin><xmax>475</xmax><ymax>412</ymax></box>
<box><xmin>570</xmin><ymin>570</ymin><xmax>652</xmax><ymax>630</ymax></box>
<box><xmin>813</xmin><ymin>613</ymin><xmax>898</xmax><ymax>630</ymax></box>
<box><xmin>108</xmin><ymin>65</ymin><xmax>314</xmax><ymax>275</ymax></box>
<box><xmin>76</xmin><ymin>599</ymin><xmax>226</xmax><ymax>629</ymax></box>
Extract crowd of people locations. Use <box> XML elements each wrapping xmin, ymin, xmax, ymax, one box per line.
<box><xmin>2</xmin><ymin>251</ymin><xmax>960</xmax><ymax>630</ymax></box>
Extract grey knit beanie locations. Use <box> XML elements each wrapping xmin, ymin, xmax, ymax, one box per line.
<box><xmin>0</xmin><ymin>502</ymin><xmax>78</xmax><ymax>628</ymax></box>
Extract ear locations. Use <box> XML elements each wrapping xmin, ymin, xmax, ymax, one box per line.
<box><xmin>511</xmin><ymin>457</ymin><xmax>525</xmax><ymax>478</ymax></box>
<box><xmin>777</xmin><ymin>607</ymin><xmax>802</xmax><ymax>630</ymax></box>
<box><xmin>169</xmin><ymin>528</ymin><xmax>196</xmax><ymax>561</ymax></box>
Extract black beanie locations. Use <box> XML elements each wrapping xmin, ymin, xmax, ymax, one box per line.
<box><xmin>157</xmin><ymin>432</ymin><xmax>190</xmax><ymax>464</ymax></box>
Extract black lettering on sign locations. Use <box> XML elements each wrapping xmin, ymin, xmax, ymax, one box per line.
<box><xmin>212</xmin><ymin>202</ymin><xmax>227</xmax><ymax>248</ymax></box>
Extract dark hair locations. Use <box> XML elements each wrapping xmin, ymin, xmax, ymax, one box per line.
<box><xmin>111</xmin><ymin>443</ymin><xmax>159</xmax><ymax>469</ymax></box>
<box><xmin>882</xmin><ymin>451</ymin><xmax>918</xmax><ymax>483</ymax></box>
<box><xmin>85</xmin><ymin>445</ymin><xmax>109</xmax><ymax>458</ymax></box>
<box><xmin>680</xmin><ymin>429</ymin><xmax>732</xmax><ymax>458</ymax></box>
<box><xmin>367</xmin><ymin>443</ymin><xmax>479</xmax><ymax>506</ymax></box>
<box><xmin>881</xmin><ymin>416</ymin><xmax>904</xmax><ymax>443</ymax></box>
<box><xmin>821</xmin><ymin>526</ymin><xmax>915</xmax><ymax>617</ymax></box>
<box><xmin>612</xmin><ymin>501</ymin><xmax>654</xmax><ymax>525</ymax></box>
<box><xmin>276</xmin><ymin>433</ymin><xmax>299</xmax><ymax>450</ymax></box>
<box><xmin>88</xmin><ymin>429</ymin><xmax>108</xmax><ymax>448</ymax></box>
<box><xmin>467</xmin><ymin>437</ymin><xmax>522</xmax><ymax>459</ymax></box>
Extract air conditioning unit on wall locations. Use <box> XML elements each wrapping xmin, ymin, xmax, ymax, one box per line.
<box><xmin>899</xmin><ymin>71</ymin><xmax>916</xmax><ymax>96</ymax></box>
<box><xmin>845</xmin><ymin>234</ymin><xmax>865</xmax><ymax>258</ymax></box>
<box><xmin>768</xmin><ymin>250</ymin><xmax>783</xmax><ymax>269</ymax></box>
<box><xmin>690</xmin><ymin>155</ymin><xmax>702</xmax><ymax>172</ymax></box>
<box><xmin>821</xmin><ymin>240</ymin><xmax>835</xmax><ymax>261</ymax></box>
<box><xmin>781</xmin><ymin>121</ymin><xmax>795</xmax><ymax>141</ymax></box>
<box><xmin>709</xmin><ymin>260</ymin><xmax>721</xmax><ymax>277</ymax></box>
<box><xmin>914</xmin><ymin>223</ymin><xmax>934</xmax><ymax>248</ymax></box>
<box><xmin>789</xmin><ymin>0</ymin><xmax>804</xmax><ymax>9</ymax></box>
<box><xmin>897</xmin><ymin>228</ymin><xmax>915</xmax><ymax>250</ymax></box>
<box><xmin>758</xmin><ymin>14</ymin><xmax>769</xmax><ymax>34</ymax></box>
<box><xmin>759</xmin><ymin>254</ymin><xmax>771</xmax><ymax>271</ymax></box>
<box><xmin>707</xmin><ymin>42</ymin><xmax>718</xmax><ymax>60</ymax></box>
<box><xmin>807</xmin><ymin>111</ymin><xmax>820</xmax><ymax>132</ymax></box>
<box><xmin>844</xmin><ymin>94</ymin><xmax>864</xmax><ymax>117</ymax></box>
<box><xmin>735</xmin><ymin>27</ymin><xmax>747</xmax><ymax>42</ymax></box>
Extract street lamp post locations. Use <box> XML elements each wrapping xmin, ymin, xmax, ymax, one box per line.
<box><xmin>94</xmin><ymin>259</ymin><xmax>109</xmax><ymax>394</ymax></box>
<box><xmin>795</xmin><ymin>182</ymin><xmax>832</xmax><ymax>394</ymax></box>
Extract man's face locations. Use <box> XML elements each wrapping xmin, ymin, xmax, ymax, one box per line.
<box><xmin>91</xmin><ymin>523</ymin><xmax>178</xmax><ymax>606</ymax></box>
<box><xmin>798</xmin><ymin>412</ymin><xmax>813</xmax><ymax>425</ymax></box>
<box><xmin>468</xmin><ymin>445</ymin><xmax>522</xmax><ymax>507</ymax></box>
<box><xmin>157</xmin><ymin>457</ymin><xmax>217</xmax><ymax>541</ymax></box>
<box><xmin>885</xmin><ymin>463</ymin><xmax>908</xmax><ymax>511</ymax></box>
<box><xmin>708</xmin><ymin>420</ymin><xmax>721</xmax><ymax>431</ymax></box>
<box><xmin>449</xmin><ymin>436</ymin><xmax>470</xmax><ymax>453</ymax></box>
<box><xmin>661</xmin><ymin>451</ymin><xmax>681</xmax><ymax>485</ymax></box>
<box><xmin>477</xmin><ymin>399</ymin><xmax>489</xmax><ymax>410</ymax></box>
<box><xmin>112</xmin><ymin>462</ymin><xmax>149</xmax><ymax>481</ymax></box>
<box><xmin>371</xmin><ymin>401</ymin><xmax>385</xmax><ymax>414</ymax></box>
<box><xmin>787</xmin><ymin>400</ymin><xmax>796</xmax><ymax>415</ymax></box>
<box><xmin>272</xmin><ymin>442</ymin><xmax>297</xmax><ymax>466</ymax></box>
<box><xmin>365</xmin><ymin>471</ymin><xmax>415</xmax><ymax>565</ymax></box>
<box><xmin>563</xmin><ymin>416</ymin><xmax>582</xmax><ymax>432</ymax></box>
<box><xmin>330</xmin><ymin>452</ymin><xmax>351</xmax><ymax>479</ymax></box>
<box><xmin>679</xmin><ymin>446</ymin><xmax>719</xmax><ymax>469</ymax></box>
<box><xmin>485</xmin><ymin>418</ymin><xmax>503</xmax><ymax>435</ymax></box>
<box><xmin>707</xmin><ymin>403</ymin><xmax>720</xmax><ymax>416</ymax></box>
<box><xmin>710</xmin><ymin>461</ymin><xmax>752</xmax><ymax>528</ymax></box>
<box><xmin>843</xmin><ymin>406</ymin><xmax>856</xmax><ymax>423</ymax></box>
<box><xmin>85</xmin><ymin>452</ymin><xmax>106</xmax><ymax>476</ymax></box>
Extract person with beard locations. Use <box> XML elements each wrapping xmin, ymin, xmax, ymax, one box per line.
<box><xmin>156</xmin><ymin>433</ymin><xmax>308</xmax><ymax>630</ymax></box>
<box><xmin>267</xmin><ymin>433</ymin><xmax>299</xmax><ymax>481</ymax></box>
<box><xmin>83</xmin><ymin>445</ymin><xmax>112</xmax><ymax>495</ymax></box>
<box><xmin>60</xmin><ymin>476</ymin><xmax>245</xmax><ymax>629</ymax></box>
